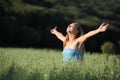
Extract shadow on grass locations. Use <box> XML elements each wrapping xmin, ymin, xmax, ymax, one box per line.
<box><xmin>1</xmin><ymin>64</ymin><xmax>44</xmax><ymax>80</ymax></box>
<box><xmin>28</xmin><ymin>70</ymin><xmax>44</xmax><ymax>80</ymax></box>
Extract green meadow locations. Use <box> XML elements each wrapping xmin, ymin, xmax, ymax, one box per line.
<box><xmin>0</xmin><ymin>48</ymin><xmax>120</xmax><ymax>80</ymax></box>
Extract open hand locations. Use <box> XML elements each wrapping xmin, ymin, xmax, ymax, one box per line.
<box><xmin>50</xmin><ymin>26</ymin><xmax>57</xmax><ymax>34</ymax></box>
<box><xmin>98</xmin><ymin>23</ymin><xmax>109</xmax><ymax>32</ymax></box>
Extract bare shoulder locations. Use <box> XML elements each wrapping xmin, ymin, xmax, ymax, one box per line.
<box><xmin>77</xmin><ymin>35</ymin><xmax>86</xmax><ymax>43</ymax></box>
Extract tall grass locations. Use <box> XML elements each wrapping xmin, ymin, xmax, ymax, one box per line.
<box><xmin>0</xmin><ymin>48</ymin><xmax>120</xmax><ymax>80</ymax></box>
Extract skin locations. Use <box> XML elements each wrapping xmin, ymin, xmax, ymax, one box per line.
<box><xmin>50</xmin><ymin>23</ymin><xmax>109</xmax><ymax>51</ymax></box>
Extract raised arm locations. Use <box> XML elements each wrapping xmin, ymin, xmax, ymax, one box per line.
<box><xmin>50</xmin><ymin>27</ymin><xmax>66</xmax><ymax>42</ymax></box>
<box><xmin>78</xmin><ymin>23</ymin><xmax>109</xmax><ymax>43</ymax></box>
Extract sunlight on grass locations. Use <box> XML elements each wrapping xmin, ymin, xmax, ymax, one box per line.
<box><xmin>0</xmin><ymin>48</ymin><xmax>120</xmax><ymax>80</ymax></box>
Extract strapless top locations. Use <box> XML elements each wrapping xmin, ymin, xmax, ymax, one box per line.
<box><xmin>62</xmin><ymin>48</ymin><xmax>83</xmax><ymax>61</ymax></box>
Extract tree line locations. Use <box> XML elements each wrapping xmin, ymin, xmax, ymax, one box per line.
<box><xmin>0</xmin><ymin>0</ymin><xmax>120</xmax><ymax>53</ymax></box>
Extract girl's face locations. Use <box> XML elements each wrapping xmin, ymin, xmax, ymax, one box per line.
<box><xmin>66</xmin><ymin>23</ymin><xmax>79</xmax><ymax>34</ymax></box>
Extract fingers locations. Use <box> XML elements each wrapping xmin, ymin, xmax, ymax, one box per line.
<box><xmin>50</xmin><ymin>29</ymin><xmax>53</xmax><ymax>33</ymax></box>
<box><xmin>102</xmin><ymin>23</ymin><xmax>109</xmax><ymax>31</ymax></box>
<box><xmin>50</xmin><ymin>29</ymin><xmax>53</xmax><ymax>32</ymax></box>
<box><xmin>101</xmin><ymin>23</ymin><xmax>109</xmax><ymax>26</ymax></box>
<box><xmin>50</xmin><ymin>26</ymin><xmax>57</xmax><ymax>34</ymax></box>
<box><xmin>54</xmin><ymin>26</ymin><xmax>57</xmax><ymax>29</ymax></box>
<box><xmin>106</xmin><ymin>24</ymin><xmax>109</xmax><ymax>27</ymax></box>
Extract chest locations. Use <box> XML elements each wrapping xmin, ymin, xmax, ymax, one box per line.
<box><xmin>65</xmin><ymin>40</ymin><xmax>81</xmax><ymax>49</ymax></box>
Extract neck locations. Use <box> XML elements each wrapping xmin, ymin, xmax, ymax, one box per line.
<box><xmin>68</xmin><ymin>33</ymin><xmax>77</xmax><ymax>41</ymax></box>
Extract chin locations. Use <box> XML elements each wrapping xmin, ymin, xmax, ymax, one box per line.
<box><xmin>67</xmin><ymin>31</ymin><xmax>71</xmax><ymax>33</ymax></box>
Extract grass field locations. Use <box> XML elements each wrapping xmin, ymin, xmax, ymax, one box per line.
<box><xmin>0</xmin><ymin>48</ymin><xmax>120</xmax><ymax>80</ymax></box>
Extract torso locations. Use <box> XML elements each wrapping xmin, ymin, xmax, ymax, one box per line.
<box><xmin>64</xmin><ymin>38</ymin><xmax>83</xmax><ymax>52</ymax></box>
<box><xmin>62</xmin><ymin>38</ymin><xmax>84</xmax><ymax>61</ymax></box>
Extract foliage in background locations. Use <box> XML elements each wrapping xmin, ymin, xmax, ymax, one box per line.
<box><xmin>101</xmin><ymin>41</ymin><xmax>120</xmax><ymax>54</ymax></box>
<box><xmin>0</xmin><ymin>0</ymin><xmax>120</xmax><ymax>52</ymax></box>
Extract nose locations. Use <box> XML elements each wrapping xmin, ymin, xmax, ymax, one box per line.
<box><xmin>68</xmin><ymin>24</ymin><xmax>71</xmax><ymax>27</ymax></box>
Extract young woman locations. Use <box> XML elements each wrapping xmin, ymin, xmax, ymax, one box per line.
<box><xmin>50</xmin><ymin>22</ymin><xmax>109</xmax><ymax>61</ymax></box>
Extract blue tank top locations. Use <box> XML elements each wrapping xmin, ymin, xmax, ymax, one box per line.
<box><xmin>62</xmin><ymin>48</ymin><xmax>83</xmax><ymax>61</ymax></box>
